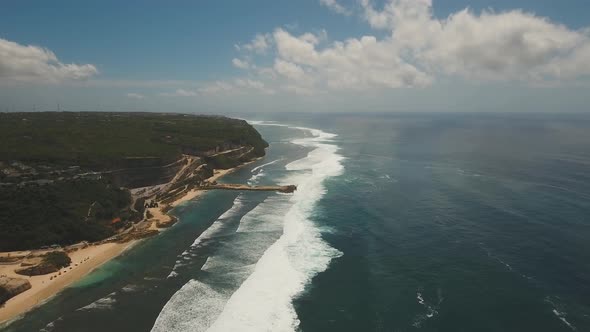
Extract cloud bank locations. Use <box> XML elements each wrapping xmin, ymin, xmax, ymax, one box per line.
<box><xmin>320</xmin><ymin>0</ymin><xmax>352</xmax><ymax>16</ymax></box>
<box><xmin>213</xmin><ymin>0</ymin><xmax>590</xmax><ymax>95</ymax></box>
<box><xmin>0</xmin><ymin>38</ymin><xmax>98</xmax><ymax>83</ymax></box>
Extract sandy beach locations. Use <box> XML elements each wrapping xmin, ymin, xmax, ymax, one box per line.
<box><xmin>0</xmin><ymin>163</ymin><xmax>252</xmax><ymax>325</ymax></box>
<box><xmin>0</xmin><ymin>241</ymin><xmax>136</xmax><ymax>324</ymax></box>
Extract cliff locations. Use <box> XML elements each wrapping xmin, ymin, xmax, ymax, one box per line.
<box><xmin>0</xmin><ymin>112</ymin><xmax>267</xmax><ymax>251</ymax></box>
<box><xmin>0</xmin><ymin>277</ymin><xmax>31</xmax><ymax>305</ymax></box>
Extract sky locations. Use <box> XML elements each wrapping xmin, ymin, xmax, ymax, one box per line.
<box><xmin>1</xmin><ymin>0</ymin><xmax>589</xmax><ymax>113</ymax></box>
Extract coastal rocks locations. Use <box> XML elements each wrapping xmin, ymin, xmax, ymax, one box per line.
<box><xmin>279</xmin><ymin>185</ymin><xmax>297</xmax><ymax>193</ymax></box>
<box><xmin>0</xmin><ymin>277</ymin><xmax>32</xmax><ymax>305</ymax></box>
<box><xmin>15</xmin><ymin>251</ymin><xmax>72</xmax><ymax>276</ymax></box>
<box><xmin>156</xmin><ymin>216</ymin><xmax>178</xmax><ymax>228</ymax></box>
<box><xmin>0</xmin><ymin>255</ymin><xmax>24</xmax><ymax>265</ymax></box>
<box><xmin>15</xmin><ymin>263</ymin><xmax>59</xmax><ymax>276</ymax></box>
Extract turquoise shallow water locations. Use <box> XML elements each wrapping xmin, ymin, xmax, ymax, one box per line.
<box><xmin>2</xmin><ymin>113</ymin><xmax>590</xmax><ymax>332</ymax></box>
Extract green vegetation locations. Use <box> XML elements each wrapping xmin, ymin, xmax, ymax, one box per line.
<box><xmin>0</xmin><ymin>179</ymin><xmax>130</xmax><ymax>251</ymax></box>
<box><xmin>43</xmin><ymin>251</ymin><xmax>71</xmax><ymax>269</ymax></box>
<box><xmin>0</xmin><ymin>112</ymin><xmax>267</xmax><ymax>169</ymax></box>
<box><xmin>0</xmin><ymin>112</ymin><xmax>267</xmax><ymax>252</ymax></box>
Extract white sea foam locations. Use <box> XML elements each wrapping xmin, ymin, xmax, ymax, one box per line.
<box><xmin>152</xmin><ymin>123</ymin><xmax>344</xmax><ymax>332</ymax></box>
<box><xmin>39</xmin><ymin>322</ymin><xmax>55</xmax><ymax>332</ymax></box>
<box><xmin>249</xmin><ymin>159</ymin><xmax>281</xmax><ymax>185</ymax></box>
<box><xmin>246</xmin><ymin>120</ymin><xmax>289</xmax><ymax>127</ymax></box>
<box><xmin>166</xmin><ymin>195</ymin><xmax>245</xmax><ymax>279</ymax></box>
<box><xmin>252</xmin><ymin>159</ymin><xmax>281</xmax><ymax>173</ymax></box>
<box><xmin>39</xmin><ymin>316</ymin><xmax>62</xmax><ymax>332</ymax></box>
<box><xmin>546</xmin><ymin>297</ymin><xmax>577</xmax><ymax>331</ymax></box>
<box><xmin>201</xmin><ymin>196</ymin><xmax>289</xmax><ymax>273</ymax></box>
<box><xmin>77</xmin><ymin>292</ymin><xmax>117</xmax><ymax>311</ymax></box>
<box><xmin>235</xmin><ymin>195</ymin><xmax>290</xmax><ymax>233</ymax></box>
<box><xmin>247</xmin><ymin>170</ymin><xmax>265</xmax><ymax>185</ymax></box>
<box><xmin>190</xmin><ymin>195</ymin><xmax>244</xmax><ymax>248</ymax></box>
<box><xmin>413</xmin><ymin>288</ymin><xmax>444</xmax><ymax>327</ymax></box>
<box><xmin>553</xmin><ymin>310</ymin><xmax>576</xmax><ymax>331</ymax></box>
<box><xmin>121</xmin><ymin>284</ymin><xmax>140</xmax><ymax>293</ymax></box>
<box><xmin>152</xmin><ymin>280</ymin><xmax>233</xmax><ymax>332</ymax></box>
<box><xmin>204</xmin><ymin>125</ymin><xmax>343</xmax><ymax>332</ymax></box>
<box><xmin>417</xmin><ymin>292</ymin><xmax>425</xmax><ymax>305</ymax></box>
<box><xmin>168</xmin><ymin>161</ymin><xmax>279</xmax><ymax>279</ymax></box>
<box><xmin>201</xmin><ymin>256</ymin><xmax>213</xmax><ymax>270</ymax></box>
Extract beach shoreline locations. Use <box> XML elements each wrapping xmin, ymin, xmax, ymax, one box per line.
<box><xmin>0</xmin><ymin>241</ymin><xmax>137</xmax><ymax>325</ymax></box>
<box><xmin>0</xmin><ymin>161</ymin><xmax>255</xmax><ymax>326</ymax></box>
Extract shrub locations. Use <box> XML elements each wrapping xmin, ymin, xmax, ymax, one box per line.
<box><xmin>43</xmin><ymin>251</ymin><xmax>71</xmax><ymax>269</ymax></box>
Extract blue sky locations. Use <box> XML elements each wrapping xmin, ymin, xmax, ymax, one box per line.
<box><xmin>1</xmin><ymin>0</ymin><xmax>589</xmax><ymax>113</ymax></box>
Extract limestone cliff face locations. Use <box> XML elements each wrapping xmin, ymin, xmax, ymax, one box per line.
<box><xmin>0</xmin><ymin>277</ymin><xmax>31</xmax><ymax>305</ymax></box>
<box><xmin>203</xmin><ymin>146</ymin><xmax>259</xmax><ymax>170</ymax></box>
<box><xmin>107</xmin><ymin>143</ymin><xmax>263</xmax><ymax>189</ymax></box>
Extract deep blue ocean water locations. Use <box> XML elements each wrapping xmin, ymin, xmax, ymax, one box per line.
<box><xmin>2</xmin><ymin>113</ymin><xmax>590</xmax><ymax>332</ymax></box>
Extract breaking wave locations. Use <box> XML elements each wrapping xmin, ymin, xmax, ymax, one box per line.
<box><xmin>77</xmin><ymin>292</ymin><xmax>117</xmax><ymax>311</ymax></box>
<box><xmin>152</xmin><ymin>122</ymin><xmax>343</xmax><ymax>332</ymax></box>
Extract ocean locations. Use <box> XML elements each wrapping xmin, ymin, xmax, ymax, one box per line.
<box><xmin>2</xmin><ymin>113</ymin><xmax>590</xmax><ymax>332</ymax></box>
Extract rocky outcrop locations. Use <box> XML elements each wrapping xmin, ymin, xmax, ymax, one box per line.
<box><xmin>15</xmin><ymin>263</ymin><xmax>58</xmax><ymax>276</ymax></box>
<box><xmin>14</xmin><ymin>251</ymin><xmax>71</xmax><ymax>276</ymax></box>
<box><xmin>156</xmin><ymin>216</ymin><xmax>178</xmax><ymax>228</ymax></box>
<box><xmin>0</xmin><ymin>277</ymin><xmax>32</xmax><ymax>305</ymax></box>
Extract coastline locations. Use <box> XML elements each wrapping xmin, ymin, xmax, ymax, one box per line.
<box><xmin>0</xmin><ymin>242</ymin><xmax>137</xmax><ymax>325</ymax></box>
<box><xmin>0</xmin><ymin>161</ymin><xmax>255</xmax><ymax>326</ymax></box>
<box><xmin>169</xmin><ymin>167</ymin><xmax>240</xmax><ymax>208</ymax></box>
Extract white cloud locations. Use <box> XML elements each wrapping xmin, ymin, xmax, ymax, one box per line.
<box><xmin>75</xmin><ymin>79</ymin><xmax>192</xmax><ymax>88</ymax></box>
<box><xmin>0</xmin><ymin>37</ymin><xmax>98</xmax><ymax>83</ymax></box>
<box><xmin>232</xmin><ymin>58</ymin><xmax>251</xmax><ymax>69</ymax></box>
<box><xmin>319</xmin><ymin>0</ymin><xmax>351</xmax><ymax>16</ymax></box>
<box><xmin>274</xmin><ymin>59</ymin><xmax>306</xmax><ymax>81</ymax></box>
<box><xmin>272</xmin><ymin>28</ymin><xmax>433</xmax><ymax>91</ymax></box>
<box><xmin>360</xmin><ymin>0</ymin><xmax>590</xmax><ymax>81</ymax></box>
<box><xmin>159</xmin><ymin>89</ymin><xmax>198</xmax><ymax>97</ymax></box>
<box><xmin>238</xmin><ymin>34</ymin><xmax>272</xmax><ymax>54</ymax></box>
<box><xmin>197</xmin><ymin>81</ymin><xmax>234</xmax><ymax>95</ymax></box>
<box><xmin>126</xmin><ymin>92</ymin><xmax>145</xmax><ymax>99</ymax></box>
<box><xmin>208</xmin><ymin>0</ymin><xmax>590</xmax><ymax>97</ymax></box>
<box><xmin>198</xmin><ymin>79</ymin><xmax>274</xmax><ymax>95</ymax></box>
